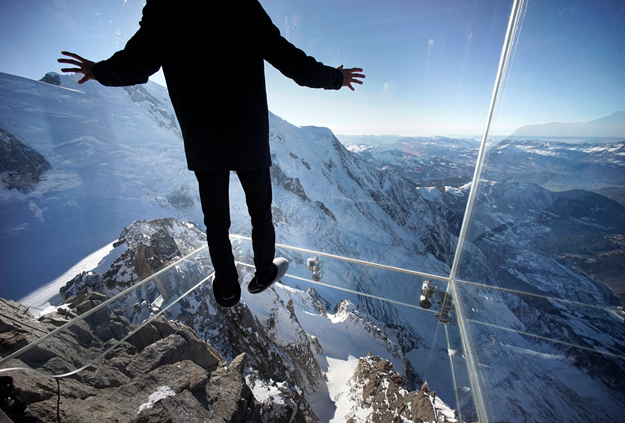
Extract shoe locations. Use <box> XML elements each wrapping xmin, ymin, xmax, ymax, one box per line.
<box><xmin>212</xmin><ymin>276</ymin><xmax>241</xmax><ymax>307</ymax></box>
<box><xmin>247</xmin><ymin>258</ymin><xmax>289</xmax><ymax>294</ymax></box>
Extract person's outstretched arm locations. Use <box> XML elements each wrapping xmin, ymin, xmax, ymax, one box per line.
<box><xmin>58</xmin><ymin>1</ymin><xmax>161</xmax><ymax>87</ymax></box>
<box><xmin>255</xmin><ymin>1</ymin><xmax>364</xmax><ymax>90</ymax></box>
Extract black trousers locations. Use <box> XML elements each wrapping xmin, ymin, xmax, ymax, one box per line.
<box><xmin>195</xmin><ymin>168</ymin><xmax>275</xmax><ymax>293</ymax></box>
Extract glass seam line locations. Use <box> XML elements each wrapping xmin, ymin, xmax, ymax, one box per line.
<box><xmin>0</xmin><ymin>272</ymin><xmax>215</xmax><ymax>378</ymax></box>
<box><xmin>2</xmin><ymin>252</ymin><xmax>443</xmax><ymax>378</ymax></box>
<box><xmin>1</xmin><ymin>231</ymin><xmax>449</xmax><ymax>371</ymax></box>
<box><xmin>236</xmin><ymin>261</ymin><xmax>439</xmax><ymax>314</ymax></box>
<box><xmin>445</xmin><ymin>324</ymin><xmax>463</xmax><ymax>423</ymax></box>
<box><xmin>447</xmin><ymin>1</ymin><xmax>526</xmax><ymax>422</ymax></box>
<box><xmin>0</xmin><ymin>245</ymin><xmax>209</xmax><ymax>368</ymax></box>
<box><xmin>231</xmin><ymin>234</ymin><xmax>451</xmax><ymax>283</ymax></box>
<box><xmin>467</xmin><ymin>319</ymin><xmax>625</xmax><ymax>362</ymax></box>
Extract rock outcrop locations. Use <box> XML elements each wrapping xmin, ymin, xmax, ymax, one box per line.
<box><xmin>0</xmin><ymin>296</ymin><xmax>264</xmax><ymax>423</ymax></box>
<box><xmin>344</xmin><ymin>354</ymin><xmax>458</xmax><ymax>423</ymax></box>
<box><xmin>0</xmin><ymin>126</ymin><xmax>51</xmax><ymax>193</ymax></box>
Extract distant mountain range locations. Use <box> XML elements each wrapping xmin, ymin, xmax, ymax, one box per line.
<box><xmin>511</xmin><ymin>110</ymin><xmax>625</xmax><ymax>139</ymax></box>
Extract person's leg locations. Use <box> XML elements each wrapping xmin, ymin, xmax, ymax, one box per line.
<box><xmin>195</xmin><ymin>170</ymin><xmax>239</xmax><ymax>296</ymax></box>
<box><xmin>236</xmin><ymin>168</ymin><xmax>276</xmax><ymax>284</ymax></box>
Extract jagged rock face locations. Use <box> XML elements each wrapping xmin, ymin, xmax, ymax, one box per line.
<box><xmin>53</xmin><ymin>219</ymin><xmax>323</xmax><ymax>421</ymax></box>
<box><xmin>39</xmin><ymin>72</ymin><xmax>61</xmax><ymax>86</ymax></box>
<box><xmin>60</xmin><ymin>218</ymin><xmax>206</xmax><ymax>300</ymax></box>
<box><xmin>267</xmin><ymin>115</ymin><xmax>457</xmax><ymax>274</ymax></box>
<box><xmin>189</xmin><ymin>285</ymin><xmax>323</xmax><ymax>423</ymax></box>
<box><xmin>3</xmin><ymin>216</ymin><xmax>464</xmax><ymax>422</ymax></box>
<box><xmin>272</xmin><ymin>163</ymin><xmax>311</xmax><ymax>203</ymax></box>
<box><xmin>45</xmin><ymin>217</ymin><xmax>460</xmax><ymax>422</ymax></box>
<box><xmin>0</xmin><ymin>299</ymin><xmax>55</xmax><ymax>358</ymax></box>
<box><xmin>326</xmin><ymin>135</ymin><xmax>457</xmax><ymax>266</ymax></box>
<box><xmin>342</xmin><ymin>355</ymin><xmax>457</xmax><ymax>423</ymax></box>
<box><xmin>0</xmin><ymin>126</ymin><xmax>51</xmax><ymax>193</ymax></box>
<box><xmin>0</xmin><ymin>295</ymin><xmax>264</xmax><ymax>423</ymax></box>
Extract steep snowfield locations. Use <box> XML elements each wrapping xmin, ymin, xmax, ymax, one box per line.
<box><xmin>0</xmin><ymin>72</ymin><xmax>201</xmax><ymax>300</ymax></box>
<box><xmin>1</xmin><ymin>72</ymin><xmax>459</xmax><ymax>421</ymax></box>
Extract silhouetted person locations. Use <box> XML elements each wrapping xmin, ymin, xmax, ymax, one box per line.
<box><xmin>59</xmin><ymin>0</ymin><xmax>364</xmax><ymax>307</ymax></box>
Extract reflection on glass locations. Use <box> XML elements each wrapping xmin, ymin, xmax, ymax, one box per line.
<box><xmin>452</xmin><ymin>0</ymin><xmax>625</xmax><ymax>421</ymax></box>
<box><xmin>458</xmin><ymin>286</ymin><xmax>625</xmax><ymax>422</ymax></box>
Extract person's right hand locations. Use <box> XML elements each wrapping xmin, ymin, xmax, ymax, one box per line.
<box><xmin>338</xmin><ymin>65</ymin><xmax>365</xmax><ymax>91</ymax></box>
<box><xmin>58</xmin><ymin>51</ymin><xmax>96</xmax><ymax>84</ymax></box>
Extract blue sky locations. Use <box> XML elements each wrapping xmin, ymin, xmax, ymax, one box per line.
<box><xmin>0</xmin><ymin>0</ymin><xmax>623</xmax><ymax>136</ymax></box>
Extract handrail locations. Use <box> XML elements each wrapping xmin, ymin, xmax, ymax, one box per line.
<box><xmin>236</xmin><ymin>260</ymin><xmax>439</xmax><ymax>314</ymax></box>
<box><xmin>0</xmin><ymin>273</ymin><xmax>214</xmax><ymax>378</ymax></box>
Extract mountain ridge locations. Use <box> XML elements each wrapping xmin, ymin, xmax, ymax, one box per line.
<box><xmin>511</xmin><ymin>110</ymin><xmax>625</xmax><ymax>138</ymax></box>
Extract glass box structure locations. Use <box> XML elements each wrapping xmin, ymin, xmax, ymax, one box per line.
<box><xmin>1</xmin><ymin>1</ymin><xmax>623</xmax><ymax>422</ymax></box>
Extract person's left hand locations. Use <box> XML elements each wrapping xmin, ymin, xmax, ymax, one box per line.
<box><xmin>58</xmin><ymin>51</ymin><xmax>96</xmax><ymax>84</ymax></box>
<box><xmin>338</xmin><ymin>65</ymin><xmax>365</xmax><ymax>91</ymax></box>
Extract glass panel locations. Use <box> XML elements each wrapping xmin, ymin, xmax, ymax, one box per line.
<box><xmin>2</xmin><ymin>0</ymin><xmax>560</xmax><ymax>420</ymax></box>
<box><xmin>251</xmin><ymin>0</ymin><xmax>513</xmax><ymax>279</ymax></box>
<box><xmin>454</xmin><ymin>0</ymin><xmax>625</xmax><ymax>421</ymax></box>
<box><xmin>455</xmin><ymin>283</ymin><xmax>625</xmax><ymax>422</ymax></box>
<box><xmin>0</xmin><ymin>246</ymin><xmax>213</xmax><ymax>377</ymax></box>
<box><xmin>2</xmin><ymin>237</ymin><xmax>469</xmax><ymax>421</ymax></box>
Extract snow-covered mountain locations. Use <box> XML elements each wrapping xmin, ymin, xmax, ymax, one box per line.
<box><xmin>3</xmin><ymin>70</ymin><xmax>625</xmax><ymax>422</ymax></box>
<box><xmin>0</xmin><ymin>71</ymin><xmax>459</xmax><ymax>421</ymax></box>
<box><xmin>417</xmin><ymin>180</ymin><xmax>625</xmax><ymax>422</ymax></box>
<box><xmin>346</xmin><ymin>137</ymin><xmax>479</xmax><ymax>188</ymax></box>
<box><xmin>348</xmin><ymin>135</ymin><xmax>625</xmax><ymax>420</ymax></box>
<box><xmin>33</xmin><ymin>216</ymin><xmax>456</xmax><ymax>422</ymax></box>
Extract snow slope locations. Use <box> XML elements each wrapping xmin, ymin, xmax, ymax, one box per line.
<box><xmin>0</xmin><ymin>72</ymin><xmax>200</xmax><ymax>300</ymax></box>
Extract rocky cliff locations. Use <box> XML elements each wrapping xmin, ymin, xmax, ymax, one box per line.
<box><xmin>0</xmin><ymin>287</ymin><xmax>456</xmax><ymax>423</ymax></box>
<box><xmin>0</xmin><ymin>126</ymin><xmax>51</xmax><ymax>193</ymax></box>
<box><xmin>0</xmin><ymin>295</ymin><xmax>263</xmax><ymax>422</ymax></box>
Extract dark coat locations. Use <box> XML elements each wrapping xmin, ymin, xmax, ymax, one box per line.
<box><xmin>92</xmin><ymin>0</ymin><xmax>343</xmax><ymax>171</ymax></box>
